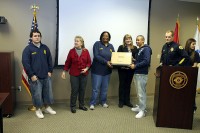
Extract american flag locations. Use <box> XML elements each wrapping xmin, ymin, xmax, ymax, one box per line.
<box><xmin>22</xmin><ymin>15</ymin><xmax>39</xmax><ymax>96</ymax></box>
<box><xmin>194</xmin><ymin>17</ymin><xmax>200</xmax><ymax>91</ymax></box>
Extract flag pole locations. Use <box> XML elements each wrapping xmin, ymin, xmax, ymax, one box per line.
<box><xmin>196</xmin><ymin>17</ymin><xmax>199</xmax><ymax>27</ymax></box>
<box><xmin>194</xmin><ymin>17</ymin><xmax>200</xmax><ymax>94</ymax></box>
<box><xmin>196</xmin><ymin>17</ymin><xmax>200</xmax><ymax>94</ymax></box>
<box><xmin>28</xmin><ymin>4</ymin><xmax>39</xmax><ymax>111</ymax></box>
<box><xmin>177</xmin><ymin>13</ymin><xmax>179</xmax><ymax>20</ymax></box>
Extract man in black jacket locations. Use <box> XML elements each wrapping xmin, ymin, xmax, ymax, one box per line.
<box><xmin>160</xmin><ymin>30</ymin><xmax>190</xmax><ymax>66</ymax></box>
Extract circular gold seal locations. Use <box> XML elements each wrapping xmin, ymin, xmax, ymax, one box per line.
<box><xmin>169</xmin><ymin>71</ymin><xmax>188</xmax><ymax>89</ymax></box>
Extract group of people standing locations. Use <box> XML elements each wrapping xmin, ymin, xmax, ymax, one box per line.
<box><xmin>117</xmin><ymin>34</ymin><xmax>152</xmax><ymax>119</ymax></box>
<box><xmin>59</xmin><ymin>31</ymin><xmax>152</xmax><ymax>119</ymax></box>
<box><xmin>160</xmin><ymin>30</ymin><xmax>200</xmax><ymax>112</ymax></box>
<box><xmin>22</xmin><ymin>29</ymin><xmax>199</xmax><ymax>119</ymax></box>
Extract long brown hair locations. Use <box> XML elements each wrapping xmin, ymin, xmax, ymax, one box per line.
<box><xmin>185</xmin><ymin>38</ymin><xmax>196</xmax><ymax>63</ymax></box>
<box><xmin>123</xmin><ymin>34</ymin><xmax>135</xmax><ymax>49</ymax></box>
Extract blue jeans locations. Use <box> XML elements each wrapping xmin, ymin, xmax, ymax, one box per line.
<box><xmin>29</xmin><ymin>77</ymin><xmax>54</xmax><ymax>108</ymax></box>
<box><xmin>133</xmin><ymin>74</ymin><xmax>148</xmax><ymax>111</ymax></box>
<box><xmin>90</xmin><ymin>73</ymin><xmax>111</xmax><ymax>105</ymax></box>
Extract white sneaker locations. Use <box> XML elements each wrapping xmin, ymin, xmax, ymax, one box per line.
<box><xmin>103</xmin><ymin>103</ymin><xmax>109</xmax><ymax>108</ymax></box>
<box><xmin>44</xmin><ymin>106</ymin><xmax>56</xmax><ymax>115</ymax></box>
<box><xmin>35</xmin><ymin>108</ymin><xmax>44</xmax><ymax>119</ymax></box>
<box><xmin>90</xmin><ymin>105</ymin><xmax>95</xmax><ymax>110</ymax></box>
<box><xmin>135</xmin><ymin>110</ymin><xmax>145</xmax><ymax>119</ymax></box>
<box><xmin>131</xmin><ymin>105</ymin><xmax>141</xmax><ymax>112</ymax></box>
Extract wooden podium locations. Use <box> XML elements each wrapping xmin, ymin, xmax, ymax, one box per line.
<box><xmin>153</xmin><ymin>66</ymin><xmax>198</xmax><ymax>129</ymax></box>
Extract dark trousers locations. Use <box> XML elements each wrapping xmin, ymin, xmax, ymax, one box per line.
<box><xmin>118</xmin><ymin>69</ymin><xmax>134</xmax><ymax>104</ymax></box>
<box><xmin>70</xmin><ymin>74</ymin><xmax>87</xmax><ymax>109</ymax></box>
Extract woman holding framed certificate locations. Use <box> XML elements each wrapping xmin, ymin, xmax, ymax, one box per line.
<box><xmin>117</xmin><ymin>34</ymin><xmax>138</xmax><ymax>108</ymax></box>
<box><xmin>89</xmin><ymin>31</ymin><xmax>115</xmax><ymax>110</ymax></box>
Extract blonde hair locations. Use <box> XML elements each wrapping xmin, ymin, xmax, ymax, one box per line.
<box><xmin>75</xmin><ymin>36</ymin><xmax>85</xmax><ymax>48</ymax></box>
<box><xmin>123</xmin><ymin>34</ymin><xmax>134</xmax><ymax>49</ymax></box>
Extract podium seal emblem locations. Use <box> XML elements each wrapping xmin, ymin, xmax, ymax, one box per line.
<box><xmin>169</xmin><ymin>71</ymin><xmax>188</xmax><ymax>89</ymax></box>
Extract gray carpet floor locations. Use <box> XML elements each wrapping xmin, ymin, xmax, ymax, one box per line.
<box><xmin>3</xmin><ymin>95</ymin><xmax>200</xmax><ymax>133</ymax></box>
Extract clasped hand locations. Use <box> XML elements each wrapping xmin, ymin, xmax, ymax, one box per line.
<box><xmin>130</xmin><ymin>64</ymin><xmax>135</xmax><ymax>69</ymax></box>
<box><xmin>107</xmin><ymin>61</ymin><xmax>113</xmax><ymax>68</ymax></box>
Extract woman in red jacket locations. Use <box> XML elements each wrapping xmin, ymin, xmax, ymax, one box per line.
<box><xmin>61</xmin><ymin>36</ymin><xmax>91</xmax><ymax>113</ymax></box>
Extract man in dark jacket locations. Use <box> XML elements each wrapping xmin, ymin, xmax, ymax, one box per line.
<box><xmin>22</xmin><ymin>30</ymin><xmax>56</xmax><ymax>119</ymax></box>
<box><xmin>160</xmin><ymin>30</ymin><xmax>190</xmax><ymax>66</ymax></box>
<box><xmin>130</xmin><ymin>35</ymin><xmax>152</xmax><ymax>119</ymax></box>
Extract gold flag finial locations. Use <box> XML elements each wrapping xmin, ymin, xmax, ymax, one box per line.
<box><xmin>31</xmin><ymin>4</ymin><xmax>39</xmax><ymax>16</ymax></box>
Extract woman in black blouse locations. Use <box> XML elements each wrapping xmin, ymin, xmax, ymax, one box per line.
<box><xmin>185</xmin><ymin>38</ymin><xmax>200</xmax><ymax>112</ymax></box>
<box><xmin>117</xmin><ymin>34</ymin><xmax>138</xmax><ymax>108</ymax></box>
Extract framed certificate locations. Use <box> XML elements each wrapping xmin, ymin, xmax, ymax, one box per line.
<box><xmin>111</xmin><ymin>52</ymin><xmax>132</xmax><ymax>66</ymax></box>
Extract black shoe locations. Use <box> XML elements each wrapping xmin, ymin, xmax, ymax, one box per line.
<box><xmin>118</xmin><ymin>103</ymin><xmax>123</xmax><ymax>108</ymax></box>
<box><xmin>125</xmin><ymin>103</ymin><xmax>133</xmax><ymax>108</ymax></box>
<box><xmin>79</xmin><ymin>106</ymin><xmax>88</xmax><ymax>111</ymax></box>
<box><xmin>71</xmin><ymin>108</ymin><xmax>76</xmax><ymax>113</ymax></box>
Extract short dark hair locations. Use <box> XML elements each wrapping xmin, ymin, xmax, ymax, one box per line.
<box><xmin>29</xmin><ymin>30</ymin><xmax>42</xmax><ymax>38</ymax></box>
<box><xmin>136</xmin><ymin>35</ymin><xmax>145</xmax><ymax>41</ymax></box>
<box><xmin>99</xmin><ymin>31</ymin><xmax>111</xmax><ymax>41</ymax></box>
